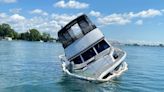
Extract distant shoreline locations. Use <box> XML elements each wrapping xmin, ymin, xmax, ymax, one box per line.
<box><xmin>0</xmin><ymin>38</ymin><xmax>57</xmax><ymax>43</ymax></box>
<box><xmin>109</xmin><ymin>40</ymin><xmax>164</xmax><ymax>47</ymax></box>
<box><xmin>123</xmin><ymin>43</ymin><xmax>164</xmax><ymax>47</ymax></box>
<box><xmin>0</xmin><ymin>23</ymin><xmax>55</xmax><ymax>42</ymax></box>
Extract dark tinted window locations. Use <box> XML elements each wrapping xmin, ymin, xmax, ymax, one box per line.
<box><xmin>72</xmin><ymin>56</ymin><xmax>83</xmax><ymax>64</ymax></box>
<box><xmin>79</xmin><ymin>19</ymin><xmax>96</xmax><ymax>34</ymax></box>
<box><xmin>79</xmin><ymin>20</ymin><xmax>90</xmax><ymax>34</ymax></box>
<box><xmin>95</xmin><ymin>40</ymin><xmax>110</xmax><ymax>53</ymax></box>
<box><xmin>62</xmin><ymin>31</ymin><xmax>73</xmax><ymax>47</ymax></box>
<box><xmin>63</xmin><ymin>31</ymin><xmax>72</xmax><ymax>41</ymax></box>
<box><xmin>82</xmin><ymin>48</ymin><xmax>96</xmax><ymax>61</ymax></box>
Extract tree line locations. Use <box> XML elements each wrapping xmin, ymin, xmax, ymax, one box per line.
<box><xmin>0</xmin><ymin>23</ymin><xmax>54</xmax><ymax>42</ymax></box>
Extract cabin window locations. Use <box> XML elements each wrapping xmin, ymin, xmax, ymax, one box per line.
<box><xmin>62</xmin><ymin>31</ymin><xmax>73</xmax><ymax>46</ymax></box>
<box><xmin>82</xmin><ymin>48</ymin><xmax>96</xmax><ymax>61</ymax></box>
<box><xmin>72</xmin><ymin>56</ymin><xmax>83</xmax><ymax>64</ymax></box>
<box><xmin>70</xmin><ymin>24</ymin><xmax>84</xmax><ymax>39</ymax></box>
<box><xmin>68</xmin><ymin>28</ymin><xmax>76</xmax><ymax>40</ymax></box>
<box><xmin>79</xmin><ymin>20</ymin><xmax>90</xmax><ymax>34</ymax></box>
<box><xmin>95</xmin><ymin>40</ymin><xmax>110</xmax><ymax>53</ymax></box>
<box><xmin>63</xmin><ymin>31</ymin><xmax>72</xmax><ymax>41</ymax></box>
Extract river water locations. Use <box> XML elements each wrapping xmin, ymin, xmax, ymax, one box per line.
<box><xmin>0</xmin><ymin>41</ymin><xmax>164</xmax><ymax>92</ymax></box>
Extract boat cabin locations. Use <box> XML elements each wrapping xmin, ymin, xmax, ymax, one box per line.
<box><xmin>58</xmin><ymin>14</ymin><xmax>111</xmax><ymax>67</ymax></box>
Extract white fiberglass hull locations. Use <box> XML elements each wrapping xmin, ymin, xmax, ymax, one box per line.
<box><xmin>61</xmin><ymin>61</ymin><xmax>128</xmax><ymax>82</ymax></box>
<box><xmin>59</xmin><ymin>50</ymin><xmax>128</xmax><ymax>82</ymax></box>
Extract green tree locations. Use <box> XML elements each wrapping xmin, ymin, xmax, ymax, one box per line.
<box><xmin>41</xmin><ymin>32</ymin><xmax>51</xmax><ymax>42</ymax></box>
<box><xmin>12</xmin><ymin>31</ymin><xmax>19</xmax><ymax>39</ymax></box>
<box><xmin>2</xmin><ymin>23</ymin><xmax>11</xmax><ymax>37</ymax></box>
<box><xmin>0</xmin><ymin>25</ymin><xmax>5</xmax><ymax>37</ymax></box>
<box><xmin>29</xmin><ymin>29</ymin><xmax>41</xmax><ymax>41</ymax></box>
<box><xmin>0</xmin><ymin>23</ymin><xmax>55</xmax><ymax>41</ymax></box>
<box><xmin>0</xmin><ymin>23</ymin><xmax>18</xmax><ymax>39</ymax></box>
<box><xmin>20</xmin><ymin>32</ymin><xmax>30</xmax><ymax>40</ymax></box>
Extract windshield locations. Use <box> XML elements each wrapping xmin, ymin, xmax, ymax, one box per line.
<box><xmin>94</xmin><ymin>40</ymin><xmax>110</xmax><ymax>53</ymax></box>
<box><xmin>69</xmin><ymin>24</ymin><xmax>84</xmax><ymax>40</ymax></box>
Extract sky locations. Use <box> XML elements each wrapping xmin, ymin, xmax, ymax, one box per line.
<box><xmin>0</xmin><ymin>0</ymin><xmax>164</xmax><ymax>44</ymax></box>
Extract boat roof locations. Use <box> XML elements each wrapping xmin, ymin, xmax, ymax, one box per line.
<box><xmin>58</xmin><ymin>14</ymin><xmax>88</xmax><ymax>36</ymax></box>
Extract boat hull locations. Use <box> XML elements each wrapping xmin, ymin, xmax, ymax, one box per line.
<box><xmin>61</xmin><ymin>61</ymin><xmax>128</xmax><ymax>82</ymax></box>
<box><xmin>59</xmin><ymin>49</ymin><xmax>128</xmax><ymax>82</ymax></box>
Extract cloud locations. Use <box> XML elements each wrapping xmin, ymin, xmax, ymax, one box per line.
<box><xmin>89</xmin><ymin>10</ymin><xmax>101</xmax><ymax>17</ymax></box>
<box><xmin>10</xmin><ymin>14</ymin><xmax>25</xmax><ymax>21</ymax></box>
<box><xmin>0</xmin><ymin>12</ymin><xmax>8</xmax><ymax>18</ymax></box>
<box><xmin>0</xmin><ymin>0</ymin><xmax>17</xmax><ymax>3</ymax></box>
<box><xmin>97</xmin><ymin>9</ymin><xmax>162</xmax><ymax>26</ymax></box>
<box><xmin>0</xmin><ymin>13</ymin><xmax>7</xmax><ymax>23</ymax></box>
<box><xmin>30</xmin><ymin>9</ymin><xmax>48</xmax><ymax>16</ymax></box>
<box><xmin>0</xmin><ymin>8</ymin><xmax>163</xmax><ymax>37</ymax></box>
<box><xmin>0</xmin><ymin>13</ymin><xmax>26</xmax><ymax>33</ymax></box>
<box><xmin>54</xmin><ymin>0</ymin><xmax>89</xmax><ymax>9</ymax></box>
<box><xmin>26</xmin><ymin>16</ymin><xmax>61</xmax><ymax>36</ymax></box>
<box><xmin>51</xmin><ymin>13</ymin><xmax>83</xmax><ymax>26</ymax></box>
<box><xmin>97</xmin><ymin>14</ymin><xmax>131</xmax><ymax>25</ymax></box>
<box><xmin>9</xmin><ymin>8</ymin><xmax>22</xmax><ymax>14</ymax></box>
<box><xmin>135</xmin><ymin>20</ymin><xmax>143</xmax><ymax>25</ymax></box>
<box><xmin>129</xmin><ymin>9</ymin><xmax>162</xmax><ymax>18</ymax></box>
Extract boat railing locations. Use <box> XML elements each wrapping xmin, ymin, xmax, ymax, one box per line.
<box><xmin>59</xmin><ymin>55</ymin><xmax>68</xmax><ymax>63</ymax></box>
<box><xmin>113</xmin><ymin>48</ymin><xmax>125</xmax><ymax>60</ymax></box>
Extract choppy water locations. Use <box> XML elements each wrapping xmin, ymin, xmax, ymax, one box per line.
<box><xmin>0</xmin><ymin>41</ymin><xmax>164</xmax><ymax>92</ymax></box>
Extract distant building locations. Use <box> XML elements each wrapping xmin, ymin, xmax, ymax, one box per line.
<box><xmin>4</xmin><ymin>37</ymin><xmax>12</xmax><ymax>41</ymax></box>
<box><xmin>40</xmin><ymin>40</ymin><xmax>43</xmax><ymax>43</ymax></box>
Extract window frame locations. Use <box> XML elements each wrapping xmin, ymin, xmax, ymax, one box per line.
<box><xmin>94</xmin><ymin>40</ymin><xmax>110</xmax><ymax>53</ymax></box>
<box><xmin>72</xmin><ymin>55</ymin><xmax>83</xmax><ymax>64</ymax></box>
<box><xmin>81</xmin><ymin>47</ymin><xmax>96</xmax><ymax>62</ymax></box>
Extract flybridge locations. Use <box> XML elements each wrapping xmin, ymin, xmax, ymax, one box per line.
<box><xmin>58</xmin><ymin>14</ymin><xmax>96</xmax><ymax>48</ymax></box>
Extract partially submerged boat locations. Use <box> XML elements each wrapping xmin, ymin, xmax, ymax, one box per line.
<box><xmin>58</xmin><ymin>14</ymin><xmax>128</xmax><ymax>82</ymax></box>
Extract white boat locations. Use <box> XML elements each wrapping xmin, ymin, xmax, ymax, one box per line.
<box><xmin>58</xmin><ymin>14</ymin><xmax>128</xmax><ymax>82</ymax></box>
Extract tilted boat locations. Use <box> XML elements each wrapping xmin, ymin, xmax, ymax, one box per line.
<box><xmin>58</xmin><ymin>14</ymin><xmax>128</xmax><ymax>82</ymax></box>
